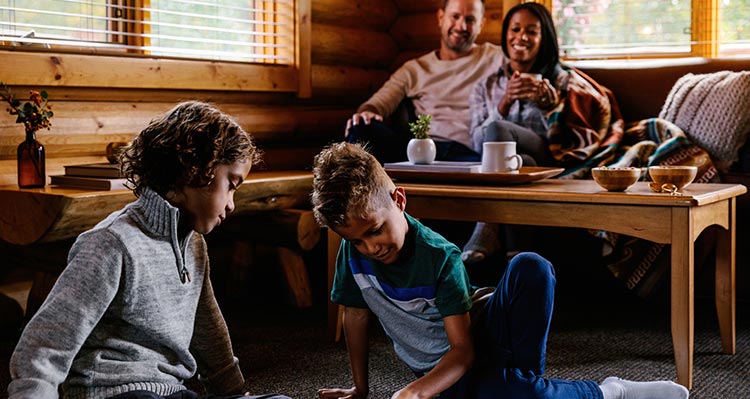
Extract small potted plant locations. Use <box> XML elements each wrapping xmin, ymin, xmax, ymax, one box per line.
<box><xmin>406</xmin><ymin>114</ymin><xmax>436</xmax><ymax>164</ymax></box>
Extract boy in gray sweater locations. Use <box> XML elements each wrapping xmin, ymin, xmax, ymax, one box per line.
<box><xmin>9</xmin><ymin>101</ymin><xmax>290</xmax><ymax>399</ymax></box>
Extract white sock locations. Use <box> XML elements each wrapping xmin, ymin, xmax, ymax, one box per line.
<box><xmin>461</xmin><ymin>222</ymin><xmax>502</xmax><ymax>264</ymax></box>
<box><xmin>599</xmin><ymin>376</ymin><xmax>689</xmax><ymax>399</ymax></box>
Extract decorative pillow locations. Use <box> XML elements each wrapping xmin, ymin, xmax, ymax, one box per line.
<box><xmin>659</xmin><ymin>70</ymin><xmax>750</xmax><ymax>172</ymax></box>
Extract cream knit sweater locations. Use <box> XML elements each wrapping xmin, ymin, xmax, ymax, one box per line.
<box><xmin>359</xmin><ymin>42</ymin><xmax>505</xmax><ymax>148</ymax></box>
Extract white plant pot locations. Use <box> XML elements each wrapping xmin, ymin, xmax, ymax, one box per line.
<box><xmin>406</xmin><ymin>138</ymin><xmax>436</xmax><ymax>164</ymax></box>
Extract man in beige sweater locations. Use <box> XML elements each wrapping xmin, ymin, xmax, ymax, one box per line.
<box><xmin>345</xmin><ymin>0</ymin><xmax>505</xmax><ymax>163</ymax></box>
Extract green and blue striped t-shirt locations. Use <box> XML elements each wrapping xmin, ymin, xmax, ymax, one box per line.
<box><xmin>331</xmin><ymin>213</ymin><xmax>473</xmax><ymax>372</ymax></box>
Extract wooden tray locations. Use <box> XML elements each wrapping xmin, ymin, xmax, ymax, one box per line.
<box><xmin>386</xmin><ymin>166</ymin><xmax>565</xmax><ymax>185</ymax></box>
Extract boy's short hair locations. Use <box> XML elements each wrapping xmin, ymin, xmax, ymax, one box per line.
<box><xmin>121</xmin><ymin>101</ymin><xmax>261</xmax><ymax>196</ymax></box>
<box><xmin>312</xmin><ymin>142</ymin><xmax>396</xmax><ymax>228</ymax></box>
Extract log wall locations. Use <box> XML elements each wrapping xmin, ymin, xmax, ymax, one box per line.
<box><xmin>0</xmin><ymin>0</ymin><xmax>398</xmax><ymax>186</ymax></box>
<box><xmin>0</xmin><ymin>0</ymin><xmax>512</xmax><ymax>186</ymax></box>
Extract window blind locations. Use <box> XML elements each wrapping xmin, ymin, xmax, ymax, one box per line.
<box><xmin>0</xmin><ymin>0</ymin><xmax>295</xmax><ymax>64</ymax></box>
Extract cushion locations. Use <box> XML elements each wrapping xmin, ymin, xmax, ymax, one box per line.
<box><xmin>659</xmin><ymin>70</ymin><xmax>750</xmax><ymax>172</ymax></box>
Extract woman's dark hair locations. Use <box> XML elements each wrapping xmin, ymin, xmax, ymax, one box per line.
<box><xmin>500</xmin><ymin>2</ymin><xmax>560</xmax><ymax>80</ymax></box>
<box><xmin>120</xmin><ymin>101</ymin><xmax>262</xmax><ymax>197</ymax></box>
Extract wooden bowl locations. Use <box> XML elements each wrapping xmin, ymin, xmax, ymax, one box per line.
<box><xmin>592</xmin><ymin>167</ymin><xmax>643</xmax><ymax>191</ymax></box>
<box><xmin>648</xmin><ymin>165</ymin><xmax>698</xmax><ymax>191</ymax></box>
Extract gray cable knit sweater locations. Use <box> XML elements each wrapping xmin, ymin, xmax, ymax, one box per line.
<box><xmin>8</xmin><ymin>188</ymin><xmax>245</xmax><ymax>399</ymax></box>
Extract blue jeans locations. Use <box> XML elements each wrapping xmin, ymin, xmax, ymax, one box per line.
<box><xmin>441</xmin><ymin>253</ymin><xmax>603</xmax><ymax>399</ymax></box>
<box><xmin>347</xmin><ymin>120</ymin><xmax>480</xmax><ymax>163</ymax></box>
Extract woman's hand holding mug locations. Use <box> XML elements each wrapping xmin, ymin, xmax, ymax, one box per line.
<box><xmin>499</xmin><ymin>71</ymin><xmax>557</xmax><ymax>115</ymax></box>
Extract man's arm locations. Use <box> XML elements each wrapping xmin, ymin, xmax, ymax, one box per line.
<box><xmin>391</xmin><ymin>313</ymin><xmax>474</xmax><ymax>399</ymax></box>
<box><xmin>318</xmin><ymin>306</ymin><xmax>371</xmax><ymax>399</ymax></box>
<box><xmin>345</xmin><ymin>64</ymin><xmax>413</xmax><ymax>135</ymax></box>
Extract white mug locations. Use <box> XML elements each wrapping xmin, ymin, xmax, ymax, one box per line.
<box><xmin>481</xmin><ymin>141</ymin><xmax>523</xmax><ymax>173</ymax></box>
<box><xmin>519</xmin><ymin>72</ymin><xmax>543</xmax><ymax>81</ymax></box>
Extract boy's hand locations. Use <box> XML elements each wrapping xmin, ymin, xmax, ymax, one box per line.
<box><xmin>318</xmin><ymin>386</ymin><xmax>366</xmax><ymax>399</ymax></box>
<box><xmin>390</xmin><ymin>387</ymin><xmax>419</xmax><ymax>399</ymax></box>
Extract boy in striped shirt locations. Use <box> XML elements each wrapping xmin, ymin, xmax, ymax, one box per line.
<box><xmin>311</xmin><ymin>142</ymin><xmax>688</xmax><ymax>399</ymax></box>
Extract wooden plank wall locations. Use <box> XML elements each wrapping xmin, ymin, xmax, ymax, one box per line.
<box><xmin>0</xmin><ymin>0</ymin><xmax>397</xmax><ymax>186</ymax></box>
<box><xmin>0</xmin><ymin>0</ymin><xmax>508</xmax><ymax>186</ymax></box>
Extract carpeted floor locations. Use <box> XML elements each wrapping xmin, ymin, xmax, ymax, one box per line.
<box><xmin>1</xmin><ymin>270</ymin><xmax>748</xmax><ymax>399</ymax></box>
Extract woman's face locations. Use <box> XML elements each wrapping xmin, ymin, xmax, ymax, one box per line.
<box><xmin>506</xmin><ymin>9</ymin><xmax>542</xmax><ymax>72</ymax></box>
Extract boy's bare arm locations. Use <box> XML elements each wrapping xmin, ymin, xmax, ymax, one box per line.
<box><xmin>392</xmin><ymin>313</ymin><xmax>474</xmax><ymax>399</ymax></box>
<box><xmin>318</xmin><ymin>306</ymin><xmax>371</xmax><ymax>399</ymax></box>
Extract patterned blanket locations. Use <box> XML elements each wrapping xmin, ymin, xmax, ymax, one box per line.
<box><xmin>544</xmin><ymin>68</ymin><xmax>720</xmax><ymax>298</ymax></box>
<box><xmin>546</xmin><ymin>68</ymin><xmax>625</xmax><ymax>178</ymax></box>
<box><xmin>599</xmin><ymin>118</ymin><xmax>720</xmax><ymax>297</ymax></box>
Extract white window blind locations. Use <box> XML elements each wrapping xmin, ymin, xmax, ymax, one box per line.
<box><xmin>553</xmin><ymin>0</ymin><xmax>692</xmax><ymax>58</ymax></box>
<box><xmin>0</xmin><ymin>0</ymin><xmax>295</xmax><ymax>64</ymax></box>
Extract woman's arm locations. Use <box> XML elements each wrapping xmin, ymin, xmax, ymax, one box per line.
<box><xmin>469</xmin><ymin>77</ymin><xmax>494</xmax><ymax>150</ymax></box>
<box><xmin>391</xmin><ymin>313</ymin><xmax>474</xmax><ymax>399</ymax></box>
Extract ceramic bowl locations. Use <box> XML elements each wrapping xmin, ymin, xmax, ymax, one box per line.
<box><xmin>592</xmin><ymin>167</ymin><xmax>643</xmax><ymax>191</ymax></box>
<box><xmin>648</xmin><ymin>165</ymin><xmax>698</xmax><ymax>191</ymax></box>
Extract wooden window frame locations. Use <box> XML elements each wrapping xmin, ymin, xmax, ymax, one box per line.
<box><xmin>0</xmin><ymin>0</ymin><xmax>311</xmax><ymax>96</ymax></box>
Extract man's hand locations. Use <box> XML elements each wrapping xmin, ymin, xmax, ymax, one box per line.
<box><xmin>318</xmin><ymin>386</ymin><xmax>366</xmax><ymax>399</ymax></box>
<box><xmin>345</xmin><ymin>111</ymin><xmax>383</xmax><ymax>137</ymax></box>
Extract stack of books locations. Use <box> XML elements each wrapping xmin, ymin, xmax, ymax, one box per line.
<box><xmin>383</xmin><ymin>161</ymin><xmax>482</xmax><ymax>173</ymax></box>
<box><xmin>50</xmin><ymin>162</ymin><xmax>128</xmax><ymax>190</ymax></box>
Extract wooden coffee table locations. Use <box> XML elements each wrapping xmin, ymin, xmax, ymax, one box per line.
<box><xmin>327</xmin><ymin>179</ymin><xmax>746</xmax><ymax>389</ymax></box>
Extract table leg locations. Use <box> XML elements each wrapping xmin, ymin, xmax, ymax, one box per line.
<box><xmin>670</xmin><ymin>207</ymin><xmax>694</xmax><ymax>389</ymax></box>
<box><xmin>715</xmin><ymin>198</ymin><xmax>736</xmax><ymax>355</ymax></box>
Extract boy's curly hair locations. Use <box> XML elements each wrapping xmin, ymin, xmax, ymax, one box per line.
<box><xmin>311</xmin><ymin>142</ymin><xmax>395</xmax><ymax>228</ymax></box>
<box><xmin>120</xmin><ymin>101</ymin><xmax>262</xmax><ymax>197</ymax></box>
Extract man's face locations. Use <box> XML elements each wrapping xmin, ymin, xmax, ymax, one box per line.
<box><xmin>437</xmin><ymin>0</ymin><xmax>484</xmax><ymax>57</ymax></box>
<box><xmin>333</xmin><ymin>188</ymin><xmax>409</xmax><ymax>265</ymax></box>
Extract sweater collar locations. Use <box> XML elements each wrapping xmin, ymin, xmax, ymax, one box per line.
<box><xmin>132</xmin><ymin>187</ymin><xmax>182</xmax><ymax>238</ymax></box>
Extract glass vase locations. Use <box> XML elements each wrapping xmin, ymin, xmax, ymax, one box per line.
<box><xmin>17</xmin><ymin>130</ymin><xmax>46</xmax><ymax>188</ymax></box>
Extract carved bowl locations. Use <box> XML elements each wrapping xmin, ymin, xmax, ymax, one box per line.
<box><xmin>592</xmin><ymin>167</ymin><xmax>643</xmax><ymax>192</ymax></box>
<box><xmin>648</xmin><ymin>165</ymin><xmax>698</xmax><ymax>191</ymax></box>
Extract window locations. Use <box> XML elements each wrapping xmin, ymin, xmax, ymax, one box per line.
<box><xmin>550</xmin><ymin>0</ymin><xmax>750</xmax><ymax>59</ymax></box>
<box><xmin>719</xmin><ymin>0</ymin><xmax>750</xmax><ymax>56</ymax></box>
<box><xmin>0</xmin><ymin>0</ymin><xmax>310</xmax><ymax>94</ymax></box>
<box><xmin>0</xmin><ymin>0</ymin><xmax>294</xmax><ymax>64</ymax></box>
